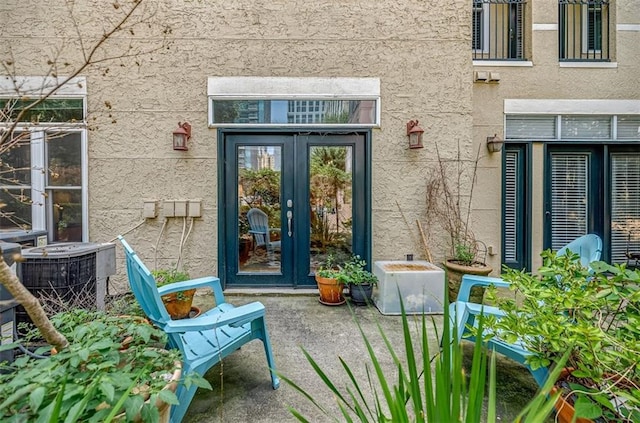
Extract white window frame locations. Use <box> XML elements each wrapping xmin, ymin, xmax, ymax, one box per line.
<box><xmin>0</xmin><ymin>76</ymin><xmax>88</xmax><ymax>241</ymax></box>
<box><xmin>207</xmin><ymin>77</ymin><xmax>381</xmax><ymax>128</ymax></box>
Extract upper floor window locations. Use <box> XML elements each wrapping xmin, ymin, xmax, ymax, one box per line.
<box><xmin>472</xmin><ymin>0</ymin><xmax>528</xmax><ymax>61</ymax></box>
<box><xmin>559</xmin><ymin>0</ymin><xmax>610</xmax><ymax>61</ymax></box>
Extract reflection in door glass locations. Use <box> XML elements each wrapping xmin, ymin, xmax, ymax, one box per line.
<box><xmin>309</xmin><ymin>146</ymin><xmax>353</xmax><ymax>273</ymax></box>
<box><xmin>237</xmin><ymin>146</ymin><xmax>282</xmax><ymax>273</ymax></box>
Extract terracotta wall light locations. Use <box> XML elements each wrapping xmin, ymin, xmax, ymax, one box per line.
<box><xmin>172</xmin><ymin>122</ymin><xmax>192</xmax><ymax>151</ymax></box>
<box><xmin>406</xmin><ymin>120</ymin><xmax>424</xmax><ymax>149</ymax></box>
<box><xmin>486</xmin><ymin>133</ymin><xmax>504</xmax><ymax>153</ymax></box>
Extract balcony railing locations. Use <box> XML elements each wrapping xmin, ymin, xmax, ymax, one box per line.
<box><xmin>473</xmin><ymin>0</ymin><xmax>527</xmax><ymax>61</ymax></box>
<box><xmin>559</xmin><ymin>0</ymin><xmax>610</xmax><ymax>61</ymax></box>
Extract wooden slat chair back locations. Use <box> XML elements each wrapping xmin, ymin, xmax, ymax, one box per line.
<box><xmin>118</xmin><ymin>236</ymin><xmax>279</xmax><ymax>423</ymax></box>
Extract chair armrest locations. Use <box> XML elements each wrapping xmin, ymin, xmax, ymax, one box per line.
<box><xmin>163</xmin><ymin>301</ymin><xmax>265</xmax><ymax>333</ymax></box>
<box><xmin>457</xmin><ymin>274</ymin><xmax>510</xmax><ymax>302</ymax></box>
<box><xmin>157</xmin><ymin>276</ymin><xmax>226</xmax><ymax>305</ymax></box>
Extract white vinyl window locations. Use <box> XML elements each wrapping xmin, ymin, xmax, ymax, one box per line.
<box><xmin>0</xmin><ymin>77</ymin><xmax>87</xmax><ymax>242</ymax></box>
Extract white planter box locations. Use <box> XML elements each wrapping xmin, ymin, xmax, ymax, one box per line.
<box><xmin>372</xmin><ymin>260</ymin><xmax>445</xmax><ymax>315</ymax></box>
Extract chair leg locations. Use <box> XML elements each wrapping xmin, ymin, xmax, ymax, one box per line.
<box><xmin>170</xmin><ymin>383</ymin><xmax>199</xmax><ymax>423</ymax></box>
<box><xmin>258</xmin><ymin>318</ymin><xmax>280</xmax><ymax>389</ymax></box>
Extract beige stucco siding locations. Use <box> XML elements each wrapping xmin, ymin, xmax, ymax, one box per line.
<box><xmin>2</xmin><ymin>0</ymin><xmax>474</xmax><ymax>291</ymax></box>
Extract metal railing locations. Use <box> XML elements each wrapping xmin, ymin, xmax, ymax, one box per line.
<box><xmin>472</xmin><ymin>0</ymin><xmax>528</xmax><ymax>61</ymax></box>
<box><xmin>559</xmin><ymin>0</ymin><xmax>610</xmax><ymax>61</ymax></box>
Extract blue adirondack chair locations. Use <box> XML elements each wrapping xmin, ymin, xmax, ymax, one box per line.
<box><xmin>247</xmin><ymin>208</ymin><xmax>281</xmax><ymax>252</ymax></box>
<box><xmin>118</xmin><ymin>236</ymin><xmax>280</xmax><ymax>423</ymax></box>
<box><xmin>445</xmin><ymin>233</ymin><xmax>603</xmax><ymax>386</ymax></box>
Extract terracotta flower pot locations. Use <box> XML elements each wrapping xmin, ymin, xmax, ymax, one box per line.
<box><xmin>161</xmin><ymin>288</ymin><xmax>196</xmax><ymax>319</ymax></box>
<box><xmin>315</xmin><ymin>275</ymin><xmax>345</xmax><ymax>305</ymax></box>
<box><xmin>444</xmin><ymin>260</ymin><xmax>492</xmax><ymax>303</ymax></box>
<box><xmin>550</xmin><ymin>369</ymin><xmax>593</xmax><ymax>423</ymax></box>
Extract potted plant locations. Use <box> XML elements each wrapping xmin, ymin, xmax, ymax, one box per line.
<box><xmin>152</xmin><ymin>268</ymin><xmax>198</xmax><ymax>319</ymax></box>
<box><xmin>484</xmin><ymin>251</ymin><xmax>640</xmax><ymax>422</ymax></box>
<box><xmin>0</xmin><ymin>309</ymin><xmax>209</xmax><ymax>422</ymax></box>
<box><xmin>424</xmin><ymin>142</ymin><xmax>491</xmax><ymax>303</ymax></box>
<box><xmin>315</xmin><ymin>254</ymin><xmax>345</xmax><ymax>305</ymax></box>
<box><xmin>336</xmin><ymin>255</ymin><xmax>378</xmax><ymax>305</ymax></box>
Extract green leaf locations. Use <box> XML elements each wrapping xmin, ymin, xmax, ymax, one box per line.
<box><xmin>99</xmin><ymin>382</ymin><xmax>115</xmax><ymax>402</ymax></box>
<box><xmin>157</xmin><ymin>389</ymin><xmax>179</xmax><ymax>405</ymax></box>
<box><xmin>574</xmin><ymin>396</ymin><xmax>603</xmax><ymax>419</ymax></box>
<box><xmin>29</xmin><ymin>386</ymin><xmax>46</xmax><ymax>412</ymax></box>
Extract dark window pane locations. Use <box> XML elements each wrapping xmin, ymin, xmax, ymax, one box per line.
<box><xmin>0</xmin><ymin>134</ymin><xmax>31</xmax><ymax>185</ymax></box>
<box><xmin>47</xmin><ymin>132</ymin><xmax>82</xmax><ymax>186</ymax></box>
<box><xmin>51</xmin><ymin>189</ymin><xmax>82</xmax><ymax>242</ymax></box>
<box><xmin>0</xmin><ymin>98</ymin><xmax>84</xmax><ymax>123</ymax></box>
<box><xmin>0</xmin><ymin>189</ymin><xmax>32</xmax><ymax>230</ymax></box>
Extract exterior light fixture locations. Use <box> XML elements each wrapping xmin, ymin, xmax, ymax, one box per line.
<box><xmin>406</xmin><ymin>120</ymin><xmax>424</xmax><ymax>149</ymax></box>
<box><xmin>486</xmin><ymin>133</ymin><xmax>504</xmax><ymax>153</ymax></box>
<box><xmin>172</xmin><ymin>122</ymin><xmax>192</xmax><ymax>151</ymax></box>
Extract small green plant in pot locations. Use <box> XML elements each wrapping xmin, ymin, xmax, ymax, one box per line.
<box><xmin>336</xmin><ymin>255</ymin><xmax>378</xmax><ymax>305</ymax></box>
<box><xmin>315</xmin><ymin>254</ymin><xmax>345</xmax><ymax>305</ymax></box>
<box><xmin>151</xmin><ymin>268</ymin><xmax>196</xmax><ymax>319</ymax></box>
<box><xmin>484</xmin><ymin>251</ymin><xmax>640</xmax><ymax>422</ymax></box>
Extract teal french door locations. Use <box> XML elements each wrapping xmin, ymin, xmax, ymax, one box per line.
<box><xmin>220</xmin><ymin>132</ymin><xmax>370</xmax><ymax>287</ymax></box>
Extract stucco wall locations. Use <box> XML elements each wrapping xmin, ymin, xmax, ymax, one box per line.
<box><xmin>2</xmin><ymin>0</ymin><xmax>473</xmax><ymax>291</ymax></box>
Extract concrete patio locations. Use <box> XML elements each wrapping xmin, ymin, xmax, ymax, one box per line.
<box><xmin>184</xmin><ymin>292</ymin><xmax>539</xmax><ymax>422</ymax></box>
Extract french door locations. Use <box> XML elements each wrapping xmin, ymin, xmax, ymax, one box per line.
<box><xmin>544</xmin><ymin>144</ymin><xmax>640</xmax><ymax>264</ymax></box>
<box><xmin>220</xmin><ymin>132</ymin><xmax>370</xmax><ymax>287</ymax></box>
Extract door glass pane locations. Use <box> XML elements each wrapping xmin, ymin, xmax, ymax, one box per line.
<box><xmin>237</xmin><ymin>145</ymin><xmax>282</xmax><ymax>273</ymax></box>
<box><xmin>309</xmin><ymin>146</ymin><xmax>353</xmax><ymax>273</ymax></box>
<box><xmin>551</xmin><ymin>154</ymin><xmax>588</xmax><ymax>250</ymax></box>
<box><xmin>611</xmin><ymin>154</ymin><xmax>640</xmax><ymax>264</ymax></box>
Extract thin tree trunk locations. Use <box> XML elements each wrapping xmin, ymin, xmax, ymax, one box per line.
<box><xmin>0</xmin><ymin>257</ymin><xmax>68</xmax><ymax>351</ymax></box>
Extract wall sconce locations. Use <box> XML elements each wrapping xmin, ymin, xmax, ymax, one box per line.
<box><xmin>172</xmin><ymin>122</ymin><xmax>192</xmax><ymax>151</ymax></box>
<box><xmin>406</xmin><ymin>120</ymin><xmax>424</xmax><ymax>149</ymax></box>
<box><xmin>486</xmin><ymin>134</ymin><xmax>504</xmax><ymax>153</ymax></box>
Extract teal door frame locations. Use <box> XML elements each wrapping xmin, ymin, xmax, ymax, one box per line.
<box><xmin>217</xmin><ymin>129</ymin><xmax>372</xmax><ymax>288</ymax></box>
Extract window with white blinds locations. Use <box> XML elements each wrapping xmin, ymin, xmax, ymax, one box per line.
<box><xmin>504</xmin><ymin>152</ymin><xmax>519</xmax><ymax>262</ymax></box>
<box><xmin>561</xmin><ymin>115</ymin><xmax>611</xmax><ymax>139</ymax></box>
<box><xmin>505</xmin><ymin>114</ymin><xmax>639</xmax><ymax>142</ymax></box>
<box><xmin>551</xmin><ymin>154</ymin><xmax>589</xmax><ymax>250</ymax></box>
<box><xmin>617</xmin><ymin>116</ymin><xmax>640</xmax><ymax>140</ymax></box>
<box><xmin>611</xmin><ymin>154</ymin><xmax>640</xmax><ymax>263</ymax></box>
<box><xmin>506</xmin><ymin>115</ymin><xmax>556</xmax><ymax>139</ymax></box>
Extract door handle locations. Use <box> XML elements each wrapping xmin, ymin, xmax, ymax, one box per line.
<box><xmin>287</xmin><ymin>210</ymin><xmax>293</xmax><ymax>237</ymax></box>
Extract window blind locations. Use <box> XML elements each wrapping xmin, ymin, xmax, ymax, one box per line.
<box><xmin>504</xmin><ymin>152</ymin><xmax>518</xmax><ymax>262</ymax></box>
<box><xmin>551</xmin><ymin>154</ymin><xmax>588</xmax><ymax>250</ymax></box>
<box><xmin>611</xmin><ymin>154</ymin><xmax>640</xmax><ymax>263</ymax></box>
<box><xmin>561</xmin><ymin>115</ymin><xmax>611</xmax><ymax>139</ymax></box>
<box><xmin>617</xmin><ymin>116</ymin><xmax>640</xmax><ymax>140</ymax></box>
<box><xmin>506</xmin><ymin>116</ymin><xmax>556</xmax><ymax>139</ymax></box>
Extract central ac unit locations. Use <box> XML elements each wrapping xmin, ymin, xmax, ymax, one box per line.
<box><xmin>17</xmin><ymin>242</ymin><xmax>116</xmax><ymax>326</ymax></box>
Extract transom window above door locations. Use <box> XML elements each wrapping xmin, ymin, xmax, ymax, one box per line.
<box><xmin>207</xmin><ymin>77</ymin><xmax>380</xmax><ymax>127</ymax></box>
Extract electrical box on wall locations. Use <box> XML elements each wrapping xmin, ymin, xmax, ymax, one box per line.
<box><xmin>188</xmin><ymin>200</ymin><xmax>202</xmax><ymax>217</ymax></box>
<box><xmin>163</xmin><ymin>200</ymin><xmax>175</xmax><ymax>217</ymax></box>
<box><xmin>174</xmin><ymin>200</ymin><xmax>187</xmax><ymax>217</ymax></box>
<box><xmin>143</xmin><ymin>200</ymin><xmax>157</xmax><ymax>219</ymax></box>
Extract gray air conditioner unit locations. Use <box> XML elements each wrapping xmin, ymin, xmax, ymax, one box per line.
<box><xmin>17</xmin><ymin>242</ymin><xmax>116</xmax><ymax>326</ymax></box>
